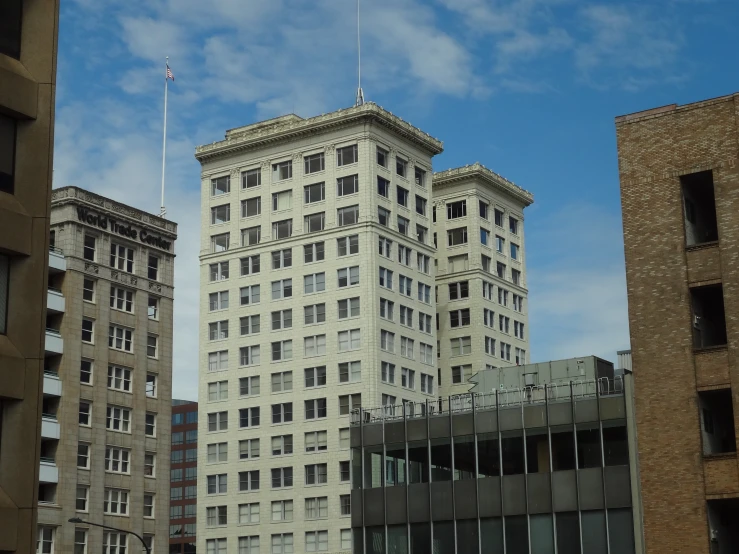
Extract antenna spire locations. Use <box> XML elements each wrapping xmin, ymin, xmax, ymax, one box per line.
<box><xmin>355</xmin><ymin>0</ymin><xmax>365</xmax><ymax>106</ymax></box>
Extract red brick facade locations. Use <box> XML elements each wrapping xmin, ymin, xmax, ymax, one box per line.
<box><xmin>170</xmin><ymin>401</ymin><xmax>198</xmax><ymax>554</ymax></box>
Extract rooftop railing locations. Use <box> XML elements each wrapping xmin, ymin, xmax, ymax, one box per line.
<box><xmin>49</xmin><ymin>245</ymin><xmax>64</xmax><ymax>256</ymax></box>
<box><xmin>351</xmin><ymin>376</ymin><xmax>624</xmax><ymax>426</ymax></box>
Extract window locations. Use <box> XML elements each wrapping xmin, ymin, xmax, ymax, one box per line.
<box><xmin>208</xmin><ymin>381</ymin><xmax>229</xmax><ymax>402</ymax></box>
<box><xmin>415</xmin><ymin>195</ymin><xmax>427</xmax><ymax>216</ymax></box>
<box><xmin>240</xmin><ymin>376</ymin><xmax>260</xmax><ymax>396</ymax></box>
<box><xmin>401</xmin><ymin>337</ymin><xmax>414</xmax><ymax>359</ymax></box>
<box><xmin>398</xmin><ymin>244</ymin><xmax>412</xmax><ymax>266</ymax></box>
<box><xmin>171</xmin><ymin>487</ymin><xmax>183</xmax><ymax>501</ymax></box>
<box><xmin>211</xmin><ymin>261</ymin><xmax>229</xmax><ymax>280</ymax></box>
<box><xmin>395</xmin><ymin>156</ymin><xmax>408</xmax><ymax>177</ymax></box>
<box><xmin>107</xmin><ymin>365</ymin><xmax>131</xmax><ymax>392</ymax></box>
<box><xmin>379</xmin><ymin>267</ymin><xmax>393</xmax><ymax>289</ymax></box>
<box><xmin>77</xmin><ymin>443</ymin><xmax>90</xmax><ymax>469</ymax></box>
<box><xmin>339</xmin><ymin>393</ymin><xmax>361</xmax><ymax>415</ymax></box>
<box><xmin>240</xmin><ymin>345</ymin><xmax>260</xmax><ymax>366</ymax></box>
<box><xmin>81</xmin><ymin>318</ymin><xmax>94</xmax><ymax>343</ymax></box>
<box><xmin>147</xmin><ymin>334</ymin><xmax>158</xmax><ymax>358</ymax></box>
<box><xmin>241</xmin><ymin>197</ymin><xmax>262</xmax><ymax>219</ymax></box>
<box><xmin>207</xmin><ymin>474</ymin><xmax>228</xmax><ymax>494</ymax></box>
<box><xmin>304</xmin><ymin>272</ymin><xmax>325</xmax><ymax>294</ymax></box>
<box><xmin>110</xmin><ymin>243</ymin><xmax>134</xmax><ymax>273</ymax></box>
<box><xmin>448</xmin><ymin>254</ymin><xmax>469</xmax><ymax>272</ymax></box>
<box><xmin>451</xmin><ymin>337</ymin><xmax>472</xmax><ymax>356</ymax></box>
<box><xmin>401</xmin><ymin>367</ymin><xmax>416</xmax><ymax>389</ymax></box>
<box><xmin>305</xmin><ymin>366</ymin><xmax>327</xmax><ymax>388</ymax></box>
<box><xmin>172</xmin><ymin>432</ymin><xmax>184</xmax><ymax>446</ymax></box>
<box><xmin>515</xmin><ymin>348</ymin><xmax>526</xmax><ymax>364</ymax></box>
<box><xmin>144</xmin><ymin>452</ymin><xmax>156</xmax><ymax>476</ymax></box>
<box><xmin>209</xmin><ymin>321</ymin><xmax>229</xmax><ymax>341</ymax></box>
<box><xmin>239</xmin><ymin>470</ymin><xmax>260</xmax><ymax>491</ymax></box>
<box><xmin>339</xmin><ymin>360</ymin><xmax>361</xmax><ymax>382</ymax></box>
<box><xmin>483</xmin><ymin>280</ymin><xmax>494</xmax><ymax>300</ymax></box>
<box><xmin>103</xmin><ymin>488</ymin><xmax>129</xmax><ymax>515</ymax></box>
<box><xmin>480</xmin><ymin>200</ymin><xmax>490</xmax><ymax>220</ymax></box>
<box><xmin>239</xmin><ymin>407</ymin><xmax>260</xmax><ymax>428</ymax></box>
<box><xmin>83</xmin><ymin>234</ymin><xmax>97</xmax><ymax>261</ymax></box>
<box><xmin>239</xmin><ymin>503</ymin><xmax>260</xmax><ymax>525</ymax></box>
<box><xmin>398</xmin><ymin>275</ymin><xmax>412</xmax><ymax>296</ymax></box>
<box><xmin>338</xmin><ymin>297</ymin><xmax>360</xmax><ymax>319</ymax></box>
<box><xmin>211</xmin><ymin>203</ymin><xmax>231</xmax><ymax>225</ymax></box>
<box><xmin>241</xmin><ymin>226</ymin><xmax>260</xmax><ymax>246</ymax></box>
<box><xmin>106</xmin><ymin>406</ymin><xmax>131</xmax><ymax>432</ymax></box>
<box><xmin>337</xmin><ymin>144</ymin><xmax>358</xmax><ymax>166</ymax></box>
<box><xmin>272</xmin><ymin>435</ymin><xmax>293</xmax><ymax>456</ymax></box>
<box><xmin>272</xmin><ymin>500</ymin><xmax>294</xmax><ymax>522</ymax></box>
<box><xmin>452</xmin><ymin>365</ymin><xmax>472</xmax><ymax>384</ymax></box>
<box><xmin>271</xmin><ymin>467</ymin><xmax>293</xmax><ymax>488</ymax></box>
<box><xmin>209</xmin><ymin>291</ymin><xmax>229</xmax><ymax>311</ymax></box>
<box><xmin>447</xmin><ymin>200</ymin><xmax>467</xmax><ymax>219</ymax></box>
<box><xmin>376</xmin><ymin>146</ymin><xmax>390</xmax><ymax>167</ymax></box>
<box><xmin>145</xmin><ymin>413</ymin><xmax>156</xmax><ymax>436</ymax></box>
<box><xmin>305</xmin><ymin>431</ymin><xmax>328</xmax><ymax>452</ymax></box>
<box><xmin>480</xmin><ymin>227</ymin><xmax>491</xmax><ymax>246</ymax></box>
<box><xmin>272</xmin><ymin>190</ymin><xmax>293</xmax><ymax>211</ymax></box>
<box><xmin>243</xmin><ymin>167</ymin><xmax>261</xmax><ymax>188</ymax></box>
<box><xmin>170</xmin><ymin>504</ymin><xmax>182</xmax><ymax>518</ymax></box>
<box><xmin>337</xmin><ymin>204</ymin><xmax>359</xmax><ymax>226</ymax></box>
<box><xmin>74</xmin><ymin>528</ymin><xmax>87</xmax><ymax>554</ymax></box>
<box><xmin>304</xmin><ymin>211</ymin><xmax>325</xmax><ymax>233</ymax></box>
<box><xmin>103</xmin><ymin>532</ymin><xmax>128</xmax><ymax>554</ymax></box>
<box><xmin>338</xmin><ymin>266</ymin><xmax>359</xmax><ymax>287</ymax></box>
<box><xmin>449</xmin><ymin>281</ymin><xmax>469</xmax><ymax>300</ymax></box>
<box><xmin>272</xmin><ymin>219</ymin><xmax>293</xmax><ymax>239</ymax></box>
<box><xmin>500</xmin><ymin>342</ymin><xmax>511</xmax><ymax>361</ymax></box>
<box><xmin>142</xmin><ymin>495</ymin><xmax>154</xmax><ymax>519</ymax></box>
<box><xmin>304</xmin><ymin>182</ymin><xmax>325</xmax><ymax>203</ymax></box>
<box><xmin>485</xmin><ymin>336</ymin><xmax>496</xmax><ymax>355</ymax></box>
<box><xmin>240</xmin><ymin>438</ymin><xmax>260</xmax><ymax>459</ymax></box>
<box><xmin>450</xmin><ymin>308</ymin><xmax>471</xmax><ymax>328</ymax></box>
<box><xmin>418</xmin><ymin>283</ymin><xmax>431</xmax><ymax>304</ymax></box>
<box><xmin>514</xmin><ymin>321</ymin><xmax>525</xmax><ymax>339</ymax></box>
<box><xmin>271</xmin><ymin>371</ymin><xmax>293</xmax><ymax>393</ymax></box>
<box><xmin>382</xmin><ymin>362</ymin><xmax>395</xmax><ymax>384</ymax></box>
<box><xmin>272</xmin><ymin>309</ymin><xmax>292</xmax><ymax>331</ymax></box>
<box><xmin>419</xmin><ymin>312</ymin><xmax>432</xmax><ymax>334</ymax></box>
<box><xmin>206</xmin><ymin>539</ymin><xmax>227</xmax><ymax>554</ymax></box>
<box><xmin>207</xmin><ymin>506</ymin><xmax>228</xmax><ymax>527</ymax></box>
<box><xmin>381</xmin><ymin>330</ymin><xmax>395</xmax><ymax>352</ymax></box>
<box><xmin>494</xmin><ymin>208</ymin><xmax>504</xmax><ymax>227</ymax></box>
<box><xmin>305</xmin><ymin>398</ymin><xmax>327</xmax><ymax>420</ymax></box>
<box><xmin>273</xmin><ymin>160</ymin><xmax>292</xmax><ymax>181</ymax></box>
<box><xmin>108</xmin><ymin>324</ymin><xmax>134</xmax><ymax>352</ymax></box>
<box><xmin>76</xmin><ymin>485</ymin><xmax>89</xmax><ymax>512</ymax></box>
<box><xmin>397</xmin><ymin>186</ymin><xmax>409</xmax><ymax>207</ymax></box>
<box><xmin>304</xmin><ymin>242</ymin><xmax>325</xmax><ymax>263</ymax></box>
<box><xmin>420</xmin><ymin>343</ymin><xmax>434</xmax><ymax>364</ymax></box>
<box><xmin>421</xmin><ymin>373</ymin><xmax>434</xmax><ymax>394</ymax></box>
<box><xmin>305</xmin><ymin>497</ymin><xmax>328</xmax><ymax>519</ymax></box>
<box><xmin>416</xmin><ymin>224</ymin><xmax>428</xmax><ymax>244</ymax></box>
<box><xmin>337</xmin><ymin>175</ymin><xmax>359</xmax><ymax>196</ymax></box>
<box><xmin>272</xmin><ymin>279</ymin><xmax>293</xmax><ymax>299</ymax></box>
<box><xmin>337</xmin><ymin>234</ymin><xmax>359</xmax><ymax>256</ymax></box>
<box><xmin>512</xmin><ymin>268</ymin><xmax>521</xmax><ymax>285</ymax></box>
<box><xmin>339</xmin><ymin>428</ymin><xmax>350</xmax><ymax>449</ymax></box>
<box><xmin>340</xmin><ymin>495</ymin><xmax>351</xmax><ymax>516</ymax></box>
<box><xmin>304</xmin><ymin>334</ymin><xmax>326</xmax><ymax>357</ymax></box>
<box><xmin>448</xmin><ymin>227</ymin><xmax>468</xmax><ymax>246</ymax></box>
<box><xmin>83</xmin><ymin>279</ymin><xmax>95</xmax><ymax>302</ymax></box>
<box><xmin>397</xmin><ymin>215</ymin><xmax>410</xmax><ymax>235</ymax></box>
<box><xmin>380</xmin><ymin>298</ymin><xmax>394</xmax><ymax>320</ymax></box>
<box><xmin>305</xmin><ymin>463</ymin><xmax>328</xmax><ymax>485</ymax></box>
<box><xmin>272</xmin><ymin>248</ymin><xmax>292</xmax><ymax>269</ymax></box>
<box><xmin>212</xmin><ymin>175</ymin><xmax>230</xmax><ymax>196</ymax></box>
<box><xmin>481</xmin><ymin>254</ymin><xmax>492</xmax><ymax>273</ymax></box>
<box><xmin>377</xmin><ymin>176</ymin><xmax>390</xmax><ymax>198</ymax></box>
<box><xmin>513</xmin><ymin>294</ymin><xmax>524</xmax><ymax>312</ymax></box>
<box><xmin>208</xmin><ymin>411</ymin><xmax>228</xmax><ymax>432</ymax></box>
<box><xmin>378</xmin><ymin>206</ymin><xmax>390</xmax><ymax>226</ymax></box>
<box><xmin>148</xmin><ymin>295</ymin><xmax>159</xmax><ymax>319</ymax></box>
<box><xmin>511</xmin><ymin>243</ymin><xmax>520</xmax><ymax>260</ymax></box>
<box><xmin>212</xmin><ymin>233</ymin><xmax>230</xmax><ymax>252</ymax></box>
<box><xmin>241</xmin><ymin>285</ymin><xmax>261</xmax><ymax>306</ymax></box>
<box><xmin>306</xmin><ymin>529</ymin><xmax>330</xmax><ymax>552</ymax></box>
<box><xmin>484</xmin><ymin>308</ymin><xmax>495</xmax><ymax>327</ymax></box>
<box><xmin>271</xmin><ymin>534</ymin><xmax>294</xmax><ymax>554</ymax></box>
<box><xmin>304</xmin><ymin>303</ymin><xmax>326</xmax><ymax>325</ymax></box>
<box><xmin>305</xmin><ymin>152</ymin><xmax>325</xmax><ymax>174</ymax></box>
<box><xmin>209</xmin><ymin>350</ymin><xmax>229</xmax><ymax>371</ymax></box>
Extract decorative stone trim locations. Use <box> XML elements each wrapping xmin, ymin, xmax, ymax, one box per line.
<box><xmin>433</xmin><ymin>163</ymin><xmax>534</xmax><ymax>205</ymax></box>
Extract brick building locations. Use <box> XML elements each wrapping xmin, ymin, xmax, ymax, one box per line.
<box><xmin>616</xmin><ymin>93</ymin><xmax>739</xmax><ymax>553</ymax></box>
<box><xmin>170</xmin><ymin>400</ymin><xmax>198</xmax><ymax>553</ymax></box>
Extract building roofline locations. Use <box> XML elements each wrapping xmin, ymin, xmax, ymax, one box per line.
<box><xmin>433</xmin><ymin>162</ymin><xmax>534</xmax><ymax>206</ymax></box>
<box><xmin>195</xmin><ymin>102</ymin><xmax>444</xmax><ymax>163</ymax></box>
<box><xmin>51</xmin><ymin>186</ymin><xmax>178</xmax><ymax>237</ymax></box>
<box><xmin>615</xmin><ymin>92</ymin><xmax>739</xmax><ymax>125</ymax></box>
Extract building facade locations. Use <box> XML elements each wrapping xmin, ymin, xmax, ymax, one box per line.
<box><xmin>433</xmin><ymin>164</ymin><xmax>533</xmax><ymax>397</ymax></box>
<box><xmin>35</xmin><ymin>187</ymin><xmax>177</xmax><ymax>554</ymax></box>
<box><xmin>195</xmin><ymin>104</ymin><xmax>444</xmax><ymax>554</ymax></box>
<box><xmin>170</xmin><ymin>400</ymin><xmax>198</xmax><ymax>554</ymax></box>
<box><xmin>349</xmin><ymin>361</ymin><xmax>636</xmax><ymax>554</ymax></box>
<box><xmin>617</xmin><ymin>93</ymin><xmax>739</xmax><ymax>553</ymax></box>
<box><xmin>0</xmin><ymin>0</ymin><xmax>60</xmax><ymax>551</ymax></box>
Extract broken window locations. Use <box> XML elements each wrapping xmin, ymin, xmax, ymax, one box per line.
<box><xmin>551</xmin><ymin>425</ymin><xmax>576</xmax><ymax>471</ymax></box>
<box><xmin>682</xmin><ymin>170</ymin><xmax>718</xmax><ymax>246</ymax></box>
<box><xmin>691</xmin><ymin>284</ymin><xmax>727</xmax><ymax>349</ymax></box>
<box><xmin>477</xmin><ymin>433</ymin><xmax>500</xmax><ymax>478</ymax></box>
<box><xmin>707</xmin><ymin>499</ymin><xmax>739</xmax><ymax>553</ymax></box>
<box><xmin>603</xmin><ymin>421</ymin><xmax>630</xmax><ymax>466</ymax></box>
<box><xmin>576</xmin><ymin>423</ymin><xmax>602</xmax><ymax>469</ymax></box>
<box><xmin>525</xmin><ymin>428</ymin><xmax>550</xmax><ymax>473</ymax></box>
<box><xmin>501</xmin><ymin>430</ymin><xmax>525</xmax><ymax>476</ymax></box>
<box><xmin>699</xmin><ymin>388</ymin><xmax>736</xmax><ymax>455</ymax></box>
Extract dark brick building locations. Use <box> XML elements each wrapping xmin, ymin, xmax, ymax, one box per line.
<box><xmin>616</xmin><ymin>93</ymin><xmax>739</xmax><ymax>553</ymax></box>
<box><xmin>170</xmin><ymin>400</ymin><xmax>198</xmax><ymax>553</ymax></box>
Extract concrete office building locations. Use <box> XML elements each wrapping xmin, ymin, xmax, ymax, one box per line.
<box><xmin>35</xmin><ymin>187</ymin><xmax>177</xmax><ymax>554</ymax></box>
<box><xmin>195</xmin><ymin>103</ymin><xmax>444</xmax><ymax>554</ymax></box>
<box><xmin>349</xmin><ymin>357</ymin><xmax>639</xmax><ymax>554</ymax></box>
<box><xmin>617</xmin><ymin>93</ymin><xmax>739</xmax><ymax>553</ymax></box>
<box><xmin>0</xmin><ymin>0</ymin><xmax>60</xmax><ymax>551</ymax></box>
<box><xmin>433</xmin><ymin>164</ymin><xmax>533</xmax><ymax>396</ymax></box>
<box><xmin>170</xmin><ymin>400</ymin><xmax>199</xmax><ymax>554</ymax></box>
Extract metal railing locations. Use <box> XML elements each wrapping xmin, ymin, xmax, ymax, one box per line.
<box><xmin>49</xmin><ymin>245</ymin><xmax>64</xmax><ymax>256</ymax></box>
<box><xmin>43</xmin><ymin>369</ymin><xmax>59</xmax><ymax>377</ymax></box>
<box><xmin>351</xmin><ymin>376</ymin><xmax>625</xmax><ymax>426</ymax></box>
<box><xmin>39</xmin><ymin>457</ymin><xmax>56</xmax><ymax>464</ymax></box>
<box><xmin>45</xmin><ymin>328</ymin><xmax>62</xmax><ymax>336</ymax></box>
<box><xmin>41</xmin><ymin>413</ymin><xmax>58</xmax><ymax>421</ymax></box>
<box><xmin>47</xmin><ymin>286</ymin><xmax>63</xmax><ymax>295</ymax></box>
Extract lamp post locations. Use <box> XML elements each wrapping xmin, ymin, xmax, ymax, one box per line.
<box><xmin>68</xmin><ymin>518</ymin><xmax>150</xmax><ymax>554</ymax></box>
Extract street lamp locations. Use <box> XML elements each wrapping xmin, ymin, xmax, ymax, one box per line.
<box><xmin>68</xmin><ymin>518</ymin><xmax>150</xmax><ymax>554</ymax></box>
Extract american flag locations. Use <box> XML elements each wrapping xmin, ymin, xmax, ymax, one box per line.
<box><xmin>166</xmin><ymin>65</ymin><xmax>174</xmax><ymax>81</ymax></box>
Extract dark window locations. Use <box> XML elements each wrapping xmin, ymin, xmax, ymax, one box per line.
<box><xmin>576</xmin><ymin>423</ymin><xmax>602</xmax><ymax>468</ymax></box>
<box><xmin>385</xmin><ymin>443</ymin><xmax>406</xmax><ymax>486</ymax></box>
<box><xmin>681</xmin><ymin>170</ymin><xmax>718</xmax><ymax>246</ymax></box>
<box><xmin>556</xmin><ymin>511</ymin><xmax>580</xmax><ymax>554</ymax></box>
<box><xmin>691</xmin><ymin>284</ymin><xmax>727</xmax><ymax>349</ymax></box>
<box><xmin>505</xmin><ymin>515</ymin><xmax>529</xmax><ymax>554</ymax></box>
<box><xmin>0</xmin><ymin>255</ymin><xmax>8</xmax><ymax>334</ymax></box>
<box><xmin>0</xmin><ymin>114</ymin><xmax>17</xmax><ymax>194</ymax></box>
<box><xmin>501</xmin><ymin>431</ymin><xmax>525</xmax><ymax>475</ymax></box>
<box><xmin>477</xmin><ymin>433</ymin><xmax>500</xmax><ymax>477</ymax></box>
<box><xmin>430</xmin><ymin>437</ymin><xmax>452</xmax><ymax>481</ymax></box>
<box><xmin>698</xmin><ymin>389</ymin><xmax>736</xmax><ymax>455</ymax></box>
<box><xmin>410</xmin><ymin>523</ymin><xmax>431</xmax><ymax>554</ymax></box>
<box><xmin>525</xmin><ymin>428</ymin><xmax>550</xmax><ymax>473</ymax></box>
<box><xmin>582</xmin><ymin>510</ymin><xmax>608</xmax><ymax>554</ymax></box>
<box><xmin>0</xmin><ymin>0</ymin><xmax>22</xmax><ymax>60</ymax></box>
<box><xmin>408</xmin><ymin>440</ymin><xmax>429</xmax><ymax>483</ymax></box>
<box><xmin>551</xmin><ymin>425</ymin><xmax>576</xmax><ymax>470</ymax></box>
<box><xmin>453</xmin><ymin>436</ymin><xmax>476</xmax><ymax>479</ymax></box>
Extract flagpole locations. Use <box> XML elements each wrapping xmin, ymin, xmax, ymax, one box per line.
<box><xmin>160</xmin><ymin>56</ymin><xmax>168</xmax><ymax>218</ymax></box>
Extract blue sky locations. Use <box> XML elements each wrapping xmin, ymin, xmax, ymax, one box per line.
<box><xmin>53</xmin><ymin>0</ymin><xmax>739</xmax><ymax>400</ymax></box>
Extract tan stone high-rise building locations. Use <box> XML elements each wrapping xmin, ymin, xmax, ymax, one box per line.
<box><xmin>0</xmin><ymin>0</ymin><xmax>60</xmax><ymax>551</ymax></box>
<box><xmin>35</xmin><ymin>187</ymin><xmax>178</xmax><ymax>554</ymax></box>
<box><xmin>617</xmin><ymin>93</ymin><xmax>739</xmax><ymax>553</ymax></box>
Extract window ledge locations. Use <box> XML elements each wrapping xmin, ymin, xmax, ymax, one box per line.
<box><xmin>686</xmin><ymin>240</ymin><xmax>719</xmax><ymax>251</ymax></box>
<box><xmin>703</xmin><ymin>451</ymin><xmax>736</xmax><ymax>461</ymax></box>
<box><xmin>693</xmin><ymin>344</ymin><xmax>728</xmax><ymax>354</ymax></box>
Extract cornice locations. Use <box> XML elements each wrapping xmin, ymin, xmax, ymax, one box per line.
<box><xmin>433</xmin><ymin>163</ymin><xmax>534</xmax><ymax>207</ymax></box>
<box><xmin>195</xmin><ymin>102</ymin><xmax>444</xmax><ymax>164</ymax></box>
